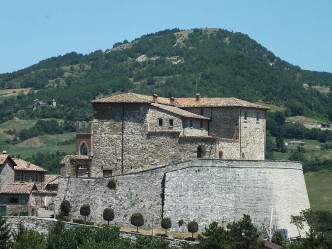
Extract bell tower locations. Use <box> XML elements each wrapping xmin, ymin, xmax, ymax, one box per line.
<box><xmin>76</xmin><ymin>121</ymin><xmax>93</xmax><ymax>156</ymax></box>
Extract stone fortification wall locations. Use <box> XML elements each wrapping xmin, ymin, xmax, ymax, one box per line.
<box><xmin>164</xmin><ymin>160</ymin><xmax>310</xmax><ymax>238</ymax></box>
<box><xmin>55</xmin><ymin>161</ymin><xmax>192</xmax><ymax>228</ymax></box>
<box><xmin>56</xmin><ymin>160</ymin><xmax>309</xmax><ymax>238</ymax></box>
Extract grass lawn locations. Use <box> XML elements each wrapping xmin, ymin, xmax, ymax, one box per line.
<box><xmin>305</xmin><ymin>170</ymin><xmax>332</xmax><ymax>212</ymax></box>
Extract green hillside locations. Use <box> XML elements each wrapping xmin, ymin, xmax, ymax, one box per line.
<box><xmin>0</xmin><ymin>28</ymin><xmax>332</xmax><ymax>124</ymax></box>
<box><xmin>305</xmin><ymin>170</ymin><xmax>332</xmax><ymax>212</ymax></box>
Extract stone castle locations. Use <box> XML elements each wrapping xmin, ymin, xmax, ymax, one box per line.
<box><xmin>57</xmin><ymin>92</ymin><xmax>310</xmax><ymax>238</ymax></box>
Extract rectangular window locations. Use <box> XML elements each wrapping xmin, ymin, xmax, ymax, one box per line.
<box><xmin>200</xmin><ymin>120</ymin><xmax>204</xmax><ymax>129</ymax></box>
<box><xmin>169</xmin><ymin>119</ymin><xmax>174</xmax><ymax>127</ymax></box>
<box><xmin>256</xmin><ymin>112</ymin><xmax>259</xmax><ymax>121</ymax></box>
<box><xmin>244</xmin><ymin>111</ymin><xmax>247</xmax><ymax>120</ymax></box>
<box><xmin>158</xmin><ymin>118</ymin><xmax>163</xmax><ymax>126</ymax></box>
<box><xmin>200</xmin><ymin>109</ymin><xmax>204</xmax><ymax>115</ymax></box>
<box><xmin>190</xmin><ymin>119</ymin><xmax>193</xmax><ymax>127</ymax></box>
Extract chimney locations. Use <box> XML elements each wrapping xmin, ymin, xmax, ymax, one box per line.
<box><xmin>196</xmin><ymin>93</ymin><xmax>201</xmax><ymax>101</ymax></box>
<box><xmin>27</xmin><ymin>162</ymin><xmax>30</xmax><ymax>168</ymax></box>
<box><xmin>153</xmin><ymin>94</ymin><xmax>158</xmax><ymax>103</ymax></box>
<box><xmin>170</xmin><ymin>97</ymin><xmax>175</xmax><ymax>106</ymax></box>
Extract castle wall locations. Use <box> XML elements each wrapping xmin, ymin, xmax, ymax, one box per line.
<box><xmin>56</xmin><ymin>160</ymin><xmax>310</xmax><ymax>238</ymax></box>
<box><xmin>55</xmin><ymin>161</ymin><xmax>192</xmax><ymax>228</ymax></box>
<box><xmin>164</xmin><ymin>160</ymin><xmax>310</xmax><ymax>238</ymax></box>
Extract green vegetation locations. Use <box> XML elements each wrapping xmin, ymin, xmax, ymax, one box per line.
<box><xmin>80</xmin><ymin>204</ymin><xmax>91</xmax><ymax>222</ymax></box>
<box><xmin>60</xmin><ymin>200</ymin><xmax>71</xmax><ymax>217</ymax></box>
<box><xmin>0</xmin><ymin>215</ymin><xmax>12</xmax><ymax>249</ymax></box>
<box><xmin>305</xmin><ymin>171</ymin><xmax>332</xmax><ymax>212</ymax></box>
<box><xmin>103</xmin><ymin>207</ymin><xmax>115</xmax><ymax>225</ymax></box>
<box><xmin>161</xmin><ymin>217</ymin><xmax>172</xmax><ymax>236</ymax></box>
<box><xmin>130</xmin><ymin>213</ymin><xmax>144</xmax><ymax>233</ymax></box>
<box><xmin>187</xmin><ymin>221</ymin><xmax>199</xmax><ymax>238</ymax></box>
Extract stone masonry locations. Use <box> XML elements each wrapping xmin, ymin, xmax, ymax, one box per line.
<box><xmin>56</xmin><ymin>160</ymin><xmax>310</xmax><ymax>238</ymax></box>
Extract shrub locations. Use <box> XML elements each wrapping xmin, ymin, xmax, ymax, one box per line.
<box><xmin>60</xmin><ymin>200</ymin><xmax>71</xmax><ymax>216</ymax></box>
<box><xmin>80</xmin><ymin>204</ymin><xmax>91</xmax><ymax>222</ymax></box>
<box><xmin>107</xmin><ymin>179</ymin><xmax>116</xmax><ymax>190</ymax></box>
<box><xmin>103</xmin><ymin>207</ymin><xmax>115</xmax><ymax>225</ymax></box>
<box><xmin>187</xmin><ymin>220</ymin><xmax>198</xmax><ymax>238</ymax></box>
<box><xmin>161</xmin><ymin>217</ymin><xmax>172</xmax><ymax>235</ymax></box>
<box><xmin>72</xmin><ymin>218</ymin><xmax>85</xmax><ymax>224</ymax></box>
<box><xmin>130</xmin><ymin>213</ymin><xmax>144</xmax><ymax>232</ymax></box>
<box><xmin>85</xmin><ymin>221</ymin><xmax>94</xmax><ymax>226</ymax></box>
<box><xmin>178</xmin><ymin>219</ymin><xmax>184</xmax><ymax>227</ymax></box>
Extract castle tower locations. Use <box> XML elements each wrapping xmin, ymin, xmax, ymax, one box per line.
<box><xmin>76</xmin><ymin>121</ymin><xmax>93</xmax><ymax>156</ymax></box>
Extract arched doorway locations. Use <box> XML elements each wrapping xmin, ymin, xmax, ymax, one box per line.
<box><xmin>197</xmin><ymin>145</ymin><xmax>206</xmax><ymax>159</ymax></box>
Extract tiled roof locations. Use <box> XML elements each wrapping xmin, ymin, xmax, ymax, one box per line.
<box><xmin>0</xmin><ymin>182</ymin><xmax>36</xmax><ymax>195</ymax></box>
<box><xmin>176</xmin><ymin>97</ymin><xmax>268</xmax><ymax>109</ymax></box>
<box><xmin>60</xmin><ymin>155</ymin><xmax>90</xmax><ymax>164</ymax></box>
<box><xmin>13</xmin><ymin>158</ymin><xmax>47</xmax><ymax>172</ymax></box>
<box><xmin>44</xmin><ymin>174</ymin><xmax>59</xmax><ymax>185</ymax></box>
<box><xmin>91</xmin><ymin>93</ymin><xmax>268</xmax><ymax>109</ymax></box>
<box><xmin>0</xmin><ymin>154</ymin><xmax>16</xmax><ymax>165</ymax></box>
<box><xmin>0</xmin><ymin>154</ymin><xmax>9</xmax><ymax>164</ymax></box>
<box><xmin>92</xmin><ymin>92</ymin><xmax>171</xmax><ymax>105</ymax></box>
<box><xmin>151</xmin><ymin>103</ymin><xmax>210</xmax><ymax>120</ymax></box>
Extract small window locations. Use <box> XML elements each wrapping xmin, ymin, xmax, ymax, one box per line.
<box><xmin>256</xmin><ymin>112</ymin><xmax>259</xmax><ymax>121</ymax></box>
<box><xmin>244</xmin><ymin>111</ymin><xmax>247</xmax><ymax>120</ymax></box>
<box><xmin>113</xmin><ymin>112</ymin><xmax>121</xmax><ymax>122</ymax></box>
<box><xmin>20</xmin><ymin>173</ymin><xmax>24</xmax><ymax>181</ymax></box>
<box><xmin>200</xmin><ymin>120</ymin><xmax>204</xmax><ymax>129</ymax></box>
<box><xmin>190</xmin><ymin>120</ymin><xmax>193</xmax><ymax>128</ymax></box>
<box><xmin>158</xmin><ymin>118</ymin><xmax>163</xmax><ymax>126</ymax></box>
<box><xmin>200</xmin><ymin>109</ymin><xmax>204</xmax><ymax>115</ymax></box>
<box><xmin>169</xmin><ymin>119</ymin><xmax>174</xmax><ymax>127</ymax></box>
<box><xmin>10</xmin><ymin>197</ymin><xmax>18</xmax><ymax>204</ymax></box>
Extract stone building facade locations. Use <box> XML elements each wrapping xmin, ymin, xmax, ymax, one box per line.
<box><xmin>89</xmin><ymin>93</ymin><xmax>267</xmax><ymax>176</ymax></box>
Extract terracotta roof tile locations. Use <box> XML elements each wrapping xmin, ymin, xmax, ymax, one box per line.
<box><xmin>176</xmin><ymin>97</ymin><xmax>268</xmax><ymax>109</ymax></box>
<box><xmin>92</xmin><ymin>93</ymin><xmax>268</xmax><ymax>110</ymax></box>
<box><xmin>0</xmin><ymin>154</ymin><xmax>9</xmax><ymax>164</ymax></box>
<box><xmin>13</xmin><ymin>158</ymin><xmax>47</xmax><ymax>172</ymax></box>
<box><xmin>151</xmin><ymin>103</ymin><xmax>210</xmax><ymax>120</ymax></box>
<box><xmin>92</xmin><ymin>92</ymin><xmax>170</xmax><ymax>105</ymax></box>
<box><xmin>44</xmin><ymin>174</ymin><xmax>60</xmax><ymax>185</ymax></box>
<box><xmin>0</xmin><ymin>182</ymin><xmax>36</xmax><ymax>194</ymax></box>
<box><xmin>60</xmin><ymin>155</ymin><xmax>90</xmax><ymax>164</ymax></box>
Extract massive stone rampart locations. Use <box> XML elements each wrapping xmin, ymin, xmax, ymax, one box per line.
<box><xmin>56</xmin><ymin>160</ymin><xmax>309</xmax><ymax>238</ymax></box>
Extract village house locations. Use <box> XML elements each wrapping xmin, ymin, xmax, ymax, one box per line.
<box><xmin>0</xmin><ymin>152</ymin><xmax>58</xmax><ymax>215</ymax></box>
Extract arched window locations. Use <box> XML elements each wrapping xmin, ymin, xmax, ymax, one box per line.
<box><xmin>80</xmin><ymin>142</ymin><xmax>89</xmax><ymax>155</ymax></box>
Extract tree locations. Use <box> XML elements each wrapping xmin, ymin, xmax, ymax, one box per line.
<box><xmin>60</xmin><ymin>200</ymin><xmax>71</xmax><ymax>216</ymax></box>
<box><xmin>226</xmin><ymin>214</ymin><xmax>264</xmax><ymax>249</ymax></box>
<box><xmin>187</xmin><ymin>220</ymin><xmax>198</xmax><ymax>238</ymax></box>
<box><xmin>161</xmin><ymin>217</ymin><xmax>172</xmax><ymax>236</ymax></box>
<box><xmin>130</xmin><ymin>213</ymin><xmax>144</xmax><ymax>232</ymax></box>
<box><xmin>276</xmin><ymin>136</ymin><xmax>287</xmax><ymax>152</ymax></box>
<box><xmin>271</xmin><ymin>230</ymin><xmax>284</xmax><ymax>246</ymax></box>
<box><xmin>0</xmin><ymin>215</ymin><xmax>12</xmax><ymax>249</ymax></box>
<box><xmin>103</xmin><ymin>207</ymin><xmax>115</xmax><ymax>225</ymax></box>
<box><xmin>290</xmin><ymin>215</ymin><xmax>304</xmax><ymax>238</ymax></box>
<box><xmin>80</xmin><ymin>204</ymin><xmax>91</xmax><ymax>222</ymax></box>
<box><xmin>13</xmin><ymin>225</ymin><xmax>46</xmax><ymax>249</ymax></box>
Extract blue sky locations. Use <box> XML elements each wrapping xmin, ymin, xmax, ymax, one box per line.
<box><xmin>1</xmin><ymin>0</ymin><xmax>332</xmax><ymax>74</ymax></box>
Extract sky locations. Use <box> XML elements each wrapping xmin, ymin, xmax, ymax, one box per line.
<box><xmin>1</xmin><ymin>0</ymin><xmax>332</xmax><ymax>74</ymax></box>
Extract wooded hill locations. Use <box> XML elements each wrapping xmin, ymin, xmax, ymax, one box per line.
<box><xmin>1</xmin><ymin>28</ymin><xmax>332</xmax><ymax>123</ymax></box>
